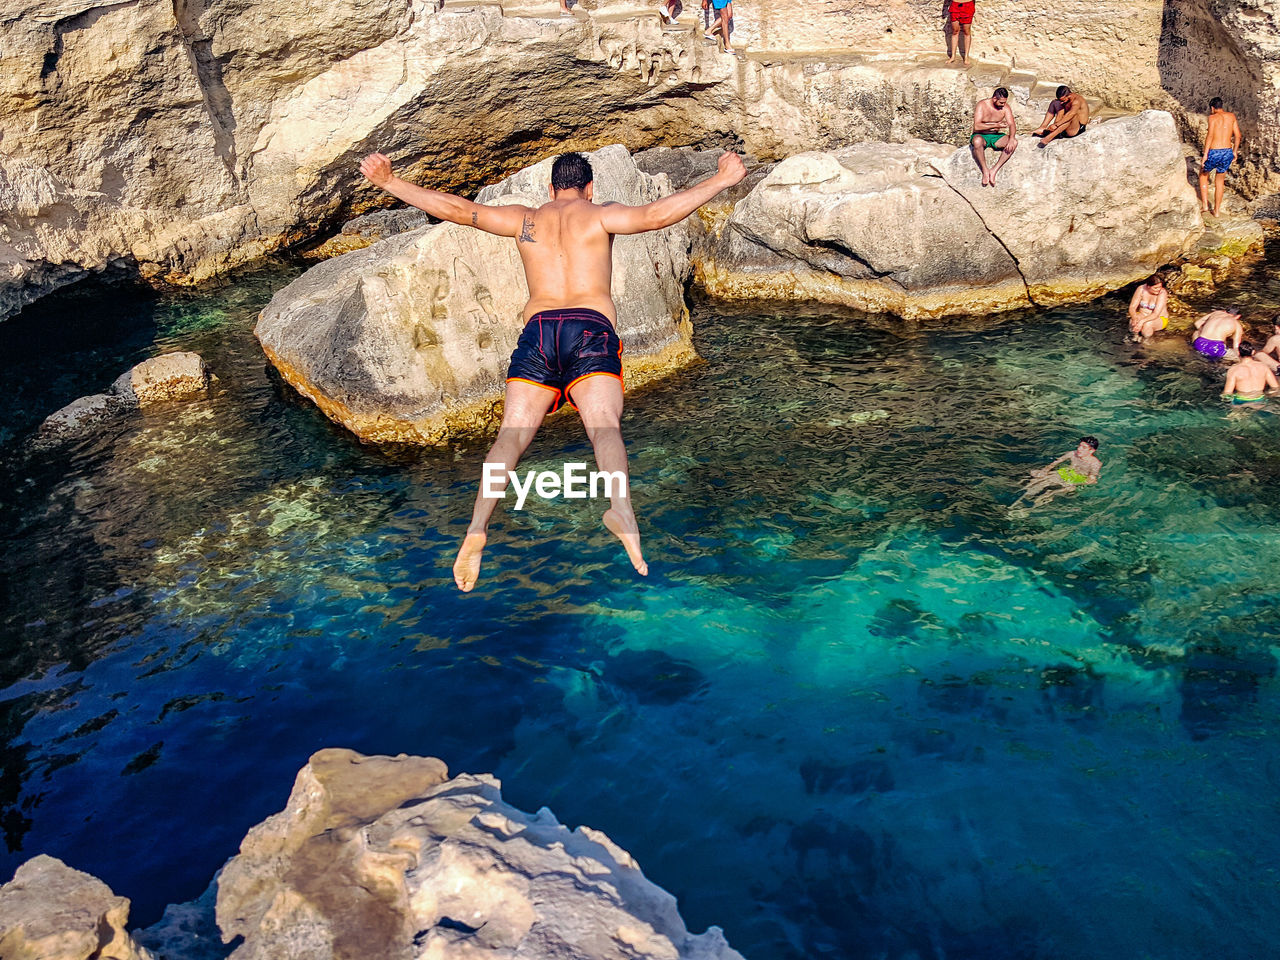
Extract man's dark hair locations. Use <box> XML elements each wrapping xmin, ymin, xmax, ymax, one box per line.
<box><xmin>1056</xmin><ymin>85</ymin><xmax>1071</xmax><ymax>98</ymax></box>
<box><xmin>551</xmin><ymin>153</ymin><xmax>593</xmax><ymax>192</ymax></box>
<box><xmin>993</xmin><ymin>86</ymin><xmax>1009</xmax><ymax>99</ymax></box>
<box><xmin>1240</xmin><ymin>343</ymin><xmax>1256</xmax><ymax>357</ymax></box>
<box><xmin>1271</xmin><ymin>313</ymin><xmax>1280</xmax><ymax>328</ymax></box>
<box><xmin>1146</xmin><ymin>274</ymin><xmax>1163</xmax><ymax>287</ymax></box>
<box><xmin>1209</xmin><ymin>96</ymin><xmax>1224</xmax><ymax>111</ymax></box>
<box><xmin>1081</xmin><ymin>436</ymin><xmax>1100</xmax><ymax>451</ymax></box>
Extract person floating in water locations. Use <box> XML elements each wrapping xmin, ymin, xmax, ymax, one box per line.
<box><xmin>1012</xmin><ymin>437</ymin><xmax>1102</xmax><ymax>509</ymax></box>
<box><xmin>969</xmin><ymin>86</ymin><xmax>1018</xmax><ymax>187</ymax></box>
<box><xmin>360</xmin><ymin>149</ymin><xmax>746</xmax><ymax>591</ymax></box>
<box><xmin>1127</xmin><ymin>273</ymin><xmax>1169</xmax><ymax>340</ymax></box>
<box><xmin>1199</xmin><ymin>97</ymin><xmax>1244</xmax><ymax>218</ymax></box>
<box><xmin>1220</xmin><ymin>344</ymin><xmax>1279</xmax><ymax>405</ymax></box>
<box><xmin>1191</xmin><ymin>308</ymin><xmax>1243</xmax><ymax>360</ymax></box>
<box><xmin>1033</xmin><ymin>86</ymin><xmax>1089</xmax><ymax>146</ymax></box>
<box><xmin>946</xmin><ymin>0</ymin><xmax>975</xmax><ymax>66</ymax></box>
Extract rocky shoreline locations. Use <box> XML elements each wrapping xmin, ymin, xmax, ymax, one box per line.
<box><xmin>2</xmin><ymin>0</ymin><xmax>1278</xmax><ymax>320</ymax></box>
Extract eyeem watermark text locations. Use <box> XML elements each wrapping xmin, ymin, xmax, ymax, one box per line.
<box><xmin>482</xmin><ymin>462</ymin><xmax>627</xmax><ymax>510</ymax></box>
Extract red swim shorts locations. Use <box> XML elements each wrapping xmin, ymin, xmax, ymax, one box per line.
<box><xmin>950</xmin><ymin>1</ymin><xmax>975</xmax><ymax>24</ymax></box>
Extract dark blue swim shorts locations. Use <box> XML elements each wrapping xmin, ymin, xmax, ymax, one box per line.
<box><xmin>506</xmin><ymin>307</ymin><xmax>623</xmax><ymax>412</ymax></box>
<box><xmin>1203</xmin><ymin>148</ymin><xmax>1234</xmax><ymax>174</ymax></box>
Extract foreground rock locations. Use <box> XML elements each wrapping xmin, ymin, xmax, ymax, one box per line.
<box><xmin>0</xmin><ymin>855</ymin><xmax>153</xmax><ymax>960</ymax></box>
<box><xmin>216</xmin><ymin>748</ymin><xmax>742</xmax><ymax>960</ymax></box>
<box><xmin>255</xmin><ymin>145</ymin><xmax>695</xmax><ymax>444</ymax></box>
<box><xmin>697</xmin><ymin>112</ymin><xmax>1203</xmax><ymax>318</ymax></box>
<box><xmin>38</xmin><ymin>351</ymin><xmax>211</xmax><ymax>444</ymax></box>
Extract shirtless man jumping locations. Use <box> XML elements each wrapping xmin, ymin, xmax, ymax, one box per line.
<box><xmin>359</xmin><ymin>149</ymin><xmax>746</xmax><ymax>591</ymax></box>
<box><xmin>1032</xmin><ymin>86</ymin><xmax>1090</xmax><ymax>145</ymax></box>
<box><xmin>969</xmin><ymin>86</ymin><xmax>1018</xmax><ymax>187</ymax></box>
<box><xmin>1191</xmin><ymin>308</ymin><xmax>1244</xmax><ymax>361</ymax></box>
<box><xmin>1199</xmin><ymin>97</ymin><xmax>1244</xmax><ymax>217</ymax></box>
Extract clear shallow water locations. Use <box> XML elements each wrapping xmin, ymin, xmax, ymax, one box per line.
<box><xmin>2</xmin><ymin>256</ymin><xmax>1280</xmax><ymax>959</ymax></box>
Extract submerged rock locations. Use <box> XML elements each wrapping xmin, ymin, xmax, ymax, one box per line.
<box><xmin>38</xmin><ymin>351</ymin><xmax>212</xmax><ymax>444</ymax></box>
<box><xmin>0</xmin><ymin>855</ymin><xmax>154</xmax><ymax>960</ymax></box>
<box><xmin>216</xmin><ymin>748</ymin><xmax>743</xmax><ymax>960</ymax></box>
<box><xmin>255</xmin><ymin>145</ymin><xmax>695</xmax><ymax>444</ymax></box>
<box><xmin>697</xmin><ymin>112</ymin><xmax>1203</xmax><ymax>318</ymax></box>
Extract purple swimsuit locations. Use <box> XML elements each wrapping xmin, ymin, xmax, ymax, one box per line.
<box><xmin>1193</xmin><ymin>337</ymin><xmax>1227</xmax><ymax>360</ymax></box>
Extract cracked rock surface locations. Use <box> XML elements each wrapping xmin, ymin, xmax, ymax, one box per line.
<box><xmin>696</xmin><ymin>112</ymin><xmax>1203</xmax><ymax>319</ymax></box>
<box><xmin>215</xmin><ymin>748</ymin><xmax>745</xmax><ymax>960</ymax></box>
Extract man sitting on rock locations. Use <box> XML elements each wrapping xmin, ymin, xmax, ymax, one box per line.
<box><xmin>1257</xmin><ymin>314</ymin><xmax>1280</xmax><ymax>371</ymax></box>
<box><xmin>360</xmin><ymin>149</ymin><xmax>746</xmax><ymax>591</ymax></box>
<box><xmin>1221</xmin><ymin>344</ymin><xmax>1279</xmax><ymax>405</ymax></box>
<box><xmin>1191</xmin><ymin>308</ymin><xmax>1244</xmax><ymax>361</ymax></box>
<box><xmin>969</xmin><ymin>86</ymin><xmax>1018</xmax><ymax>187</ymax></box>
<box><xmin>1032</xmin><ymin>86</ymin><xmax>1089</xmax><ymax>145</ymax></box>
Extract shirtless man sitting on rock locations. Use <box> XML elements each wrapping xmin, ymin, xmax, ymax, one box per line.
<box><xmin>360</xmin><ymin>149</ymin><xmax>746</xmax><ymax>591</ymax></box>
<box><xmin>1033</xmin><ymin>86</ymin><xmax>1089</xmax><ymax>146</ymax></box>
<box><xmin>1191</xmin><ymin>308</ymin><xmax>1244</xmax><ymax>361</ymax></box>
<box><xmin>1221</xmin><ymin>344</ymin><xmax>1279</xmax><ymax>405</ymax></box>
<box><xmin>969</xmin><ymin>86</ymin><xmax>1018</xmax><ymax>187</ymax></box>
<box><xmin>1256</xmin><ymin>314</ymin><xmax>1280</xmax><ymax>372</ymax></box>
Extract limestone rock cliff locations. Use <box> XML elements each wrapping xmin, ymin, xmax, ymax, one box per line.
<box><xmin>216</xmin><ymin>748</ymin><xmax>744</xmax><ymax>960</ymax></box>
<box><xmin>0</xmin><ymin>855</ymin><xmax>154</xmax><ymax>960</ymax></box>
<box><xmin>3</xmin><ymin>0</ymin><xmax>1275</xmax><ymax>320</ymax></box>
<box><xmin>697</xmin><ymin>112</ymin><xmax>1203</xmax><ymax>318</ymax></box>
<box><xmin>254</xmin><ymin>145</ymin><xmax>694</xmax><ymax>444</ymax></box>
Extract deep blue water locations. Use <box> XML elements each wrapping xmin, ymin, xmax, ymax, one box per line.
<box><xmin>2</xmin><ymin>253</ymin><xmax>1280</xmax><ymax>959</ymax></box>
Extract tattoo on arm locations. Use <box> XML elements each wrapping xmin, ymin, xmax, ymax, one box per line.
<box><xmin>471</xmin><ymin>212</ymin><xmax>478</xmax><ymax>227</ymax></box>
<box><xmin>518</xmin><ymin>215</ymin><xmax>536</xmax><ymax>243</ymax></box>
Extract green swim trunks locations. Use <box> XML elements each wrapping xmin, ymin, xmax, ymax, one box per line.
<box><xmin>973</xmin><ymin>132</ymin><xmax>1006</xmax><ymax>149</ymax></box>
<box><xmin>1057</xmin><ymin>465</ymin><xmax>1091</xmax><ymax>485</ymax></box>
<box><xmin>1227</xmin><ymin>393</ymin><xmax>1265</xmax><ymax>405</ymax></box>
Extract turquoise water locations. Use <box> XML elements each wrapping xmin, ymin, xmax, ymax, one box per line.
<box><xmin>2</xmin><ymin>256</ymin><xmax>1280</xmax><ymax>958</ymax></box>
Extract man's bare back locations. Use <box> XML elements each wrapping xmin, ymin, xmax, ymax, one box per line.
<box><xmin>1205</xmin><ymin>109</ymin><xmax>1241</xmax><ymax>152</ymax></box>
<box><xmin>513</xmin><ymin>199</ymin><xmax>619</xmax><ymax>322</ymax></box>
<box><xmin>1222</xmin><ymin>349</ymin><xmax>1279</xmax><ymax>402</ymax></box>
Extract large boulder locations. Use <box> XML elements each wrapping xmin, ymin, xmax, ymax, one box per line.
<box><xmin>216</xmin><ymin>748</ymin><xmax>744</xmax><ymax>960</ymax></box>
<box><xmin>255</xmin><ymin>145</ymin><xmax>695</xmax><ymax>444</ymax></box>
<box><xmin>0</xmin><ymin>855</ymin><xmax>154</xmax><ymax>960</ymax></box>
<box><xmin>697</xmin><ymin>111</ymin><xmax>1203</xmax><ymax>318</ymax></box>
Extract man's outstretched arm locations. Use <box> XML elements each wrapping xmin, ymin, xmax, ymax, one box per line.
<box><xmin>598</xmin><ymin>152</ymin><xmax>747</xmax><ymax>235</ymax></box>
<box><xmin>359</xmin><ymin>153</ymin><xmax>527</xmax><ymax>237</ymax></box>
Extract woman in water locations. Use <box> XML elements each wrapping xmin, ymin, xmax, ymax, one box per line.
<box><xmin>1128</xmin><ymin>274</ymin><xmax>1169</xmax><ymax>340</ymax></box>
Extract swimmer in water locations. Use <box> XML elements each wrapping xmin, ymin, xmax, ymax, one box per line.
<box><xmin>1220</xmin><ymin>344</ymin><xmax>1279</xmax><ymax>405</ymax></box>
<box><xmin>1012</xmin><ymin>437</ymin><xmax>1102</xmax><ymax>509</ymax></box>
<box><xmin>1127</xmin><ymin>274</ymin><xmax>1169</xmax><ymax>340</ymax></box>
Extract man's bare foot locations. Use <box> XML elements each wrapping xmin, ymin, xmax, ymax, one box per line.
<box><xmin>961</xmin><ymin>58</ymin><xmax>969</xmax><ymax>67</ymax></box>
<box><xmin>603</xmin><ymin>508</ymin><xmax>648</xmax><ymax>576</ymax></box>
<box><xmin>947</xmin><ymin>54</ymin><xmax>955</xmax><ymax>63</ymax></box>
<box><xmin>981</xmin><ymin>170</ymin><xmax>991</xmax><ymax>186</ymax></box>
<box><xmin>453</xmin><ymin>532</ymin><xmax>486</xmax><ymax>592</ymax></box>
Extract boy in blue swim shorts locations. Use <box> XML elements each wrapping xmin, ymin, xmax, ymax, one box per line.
<box><xmin>703</xmin><ymin>0</ymin><xmax>734</xmax><ymax>53</ymax></box>
<box><xmin>1199</xmin><ymin>97</ymin><xmax>1244</xmax><ymax>218</ymax></box>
